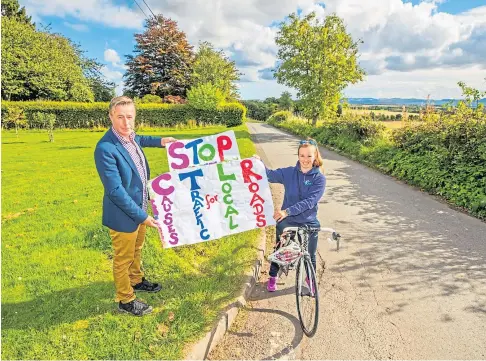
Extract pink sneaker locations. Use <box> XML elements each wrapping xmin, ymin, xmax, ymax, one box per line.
<box><xmin>267</xmin><ymin>276</ymin><xmax>277</xmax><ymax>292</ymax></box>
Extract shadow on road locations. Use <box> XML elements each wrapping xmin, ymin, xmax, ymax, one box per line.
<box><xmin>318</xmin><ymin>149</ymin><xmax>486</xmax><ymax>319</ymax></box>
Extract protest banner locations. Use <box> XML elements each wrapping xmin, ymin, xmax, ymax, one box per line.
<box><xmin>167</xmin><ymin>130</ymin><xmax>240</xmax><ymax>171</ymax></box>
<box><xmin>148</xmin><ymin>158</ymin><xmax>276</xmax><ymax>248</ymax></box>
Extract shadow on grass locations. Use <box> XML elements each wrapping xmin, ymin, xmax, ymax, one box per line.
<box><xmin>81</xmin><ymin>225</ymin><xmax>112</xmax><ymax>252</ymax></box>
<box><xmin>58</xmin><ymin>146</ymin><xmax>91</xmax><ymax>150</ymax></box>
<box><xmin>1</xmin><ymin>281</ymin><xmax>114</xmax><ymax>331</ymax></box>
<box><xmin>198</xmin><ymin>240</ymin><xmax>258</xmax><ymax>276</ymax></box>
<box><xmin>2</xmin><ymin>268</ymin><xmax>248</xmax><ymax>333</ymax></box>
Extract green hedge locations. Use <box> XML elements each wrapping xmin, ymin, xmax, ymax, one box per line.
<box><xmin>267</xmin><ymin>110</ymin><xmax>292</xmax><ymax>124</ymax></box>
<box><xmin>1</xmin><ymin>101</ymin><xmax>246</xmax><ymax>129</ymax></box>
<box><xmin>242</xmin><ymin>100</ymin><xmax>275</xmax><ymax>121</ymax></box>
<box><xmin>270</xmin><ymin>112</ymin><xmax>486</xmax><ymax>220</ymax></box>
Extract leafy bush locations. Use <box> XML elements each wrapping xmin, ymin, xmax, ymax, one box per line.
<box><xmin>140</xmin><ymin>94</ymin><xmax>163</xmax><ymax>103</ymax></box>
<box><xmin>242</xmin><ymin>100</ymin><xmax>275</xmax><ymax>121</ymax></box>
<box><xmin>270</xmin><ymin>110</ymin><xmax>486</xmax><ymax>219</ymax></box>
<box><xmin>1</xmin><ymin>100</ymin><xmax>245</xmax><ymax>129</ymax></box>
<box><xmin>32</xmin><ymin>112</ymin><xmax>56</xmax><ymax>142</ymax></box>
<box><xmin>390</xmin><ymin>108</ymin><xmax>486</xmax><ymax>215</ymax></box>
<box><xmin>325</xmin><ymin>115</ymin><xmax>385</xmax><ymax>142</ymax></box>
<box><xmin>2</xmin><ymin>105</ymin><xmax>27</xmax><ymax>134</ymax></box>
<box><xmin>217</xmin><ymin>102</ymin><xmax>246</xmax><ymax>127</ymax></box>
<box><xmin>267</xmin><ymin>110</ymin><xmax>292</xmax><ymax>124</ymax></box>
<box><xmin>187</xmin><ymin>83</ymin><xmax>225</xmax><ymax>110</ymax></box>
<box><xmin>163</xmin><ymin>95</ymin><xmax>186</xmax><ymax>104</ymax></box>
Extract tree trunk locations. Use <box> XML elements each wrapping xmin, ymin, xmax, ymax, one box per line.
<box><xmin>312</xmin><ymin>114</ymin><xmax>318</xmax><ymax>126</ymax></box>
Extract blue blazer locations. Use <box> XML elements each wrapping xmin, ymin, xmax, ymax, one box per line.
<box><xmin>94</xmin><ymin>128</ymin><xmax>163</xmax><ymax>232</ymax></box>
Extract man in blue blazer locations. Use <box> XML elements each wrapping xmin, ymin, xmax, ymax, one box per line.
<box><xmin>94</xmin><ymin>96</ymin><xmax>176</xmax><ymax>316</ymax></box>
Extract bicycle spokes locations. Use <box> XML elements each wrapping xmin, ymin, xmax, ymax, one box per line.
<box><xmin>296</xmin><ymin>257</ymin><xmax>319</xmax><ymax>337</ymax></box>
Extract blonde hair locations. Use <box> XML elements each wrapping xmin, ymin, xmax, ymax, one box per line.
<box><xmin>109</xmin><ymin>96</ymin><xmax>135</xmax><ymax>115</ymax></box>
<box><xmin>298</xmin><ymin>138</ymin><xmax>324</xmax><ymax>172</ymax></box>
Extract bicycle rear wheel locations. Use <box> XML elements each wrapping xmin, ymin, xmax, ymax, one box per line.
<box><xmin>295</xmin><ymin>256</ymin><xmax>319</xmax><ymax>337</ymax></box>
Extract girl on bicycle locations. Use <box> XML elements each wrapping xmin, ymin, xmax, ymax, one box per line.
<box><xmin>256</xmin><ymin>138</ymin><xmax>326</xmax><ymax>292</ymax></box>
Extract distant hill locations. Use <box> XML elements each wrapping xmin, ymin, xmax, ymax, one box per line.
<box><xmin>346</xmin><ymin>98</ymin><xmax>486</xmax><ymax>106</ymax></box>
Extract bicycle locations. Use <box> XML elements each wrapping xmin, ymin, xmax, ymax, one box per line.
<box><xmin>267</xmin><ymin>225</ymin><xmax>341</xmax><ymax>337</ymax></box>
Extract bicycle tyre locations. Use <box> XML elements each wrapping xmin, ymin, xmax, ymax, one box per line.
<box><xmin>295</xmin><ymin>256</ymin><xmax>319</xmax><ymax>337</ymax></box>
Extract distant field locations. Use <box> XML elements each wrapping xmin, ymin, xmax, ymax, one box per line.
<box><xmin>381</xmin><ymin>120</ymin><xmax>406</xmax><ymax>129</ymax></box>
<box><xmin>286</xmin><ymin>114</ymin><xmax>415</xmax><ymax>129</ymax></box>
<box><xmin>345</xmin><ymin>108</ymin><xmax>403</xmax><ymax>116</ymax></box>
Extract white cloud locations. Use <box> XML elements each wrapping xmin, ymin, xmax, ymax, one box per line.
<box><xmin>104</xmin><ymin>49</ymin><xmax>120</xmax><ymax>64</ymax></box>
<box><xmin>239</xmin><ymin>67</ymin><xmax>261</xmax><ymax>82</ymax></box>
<box><xmin>21</xmin><ymin>0</ymin><xmax>486</xmax><ymax>98</ymax></box>
<box><xmin>63</xmin><ymin>22</ymin><xmax>89</xmax><ymax>32</ymax></box>
<box><xmin>100</xmin><ymin>66</ymin><xmax>123</xmax><ymax>82</ymax></box>
<box><xmin>21</xmin><ymin>0</ymin><xmax>145</xmax><ymax>29</ymax></box>
<box><xmin>320</xmin><ymin>1</ymin><xmax>486</xmax><ymax>75</ymax></box>
<box><xmin>103</xmin><ymin>48</ymin><xmax>127</xmax><ymax>70</ymax></box>
<box><xmin>115</xmin><ymin>82</ymin><xmax>124</xmax><ymax>96</ymax></box>
<box><xmin>100</xmin><ymin>65</ymin><xmax>125</xmax><ymax>96</ymax></box>
<box><xmin>345</xmin><ymin>65</ymin><xmax>486</xmax><ymax>99</ymax></box>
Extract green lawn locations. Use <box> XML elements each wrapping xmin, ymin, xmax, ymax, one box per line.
<box><xmin>1</xmin><ymin>124</ymin><xmax>260</xmax><ymax>360</ymax></box>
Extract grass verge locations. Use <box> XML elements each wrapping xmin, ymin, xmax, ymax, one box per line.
<box><xmin>1</xmin><ymin>124</ymin><xmax>260</xmax><ymax>360</ymax></box>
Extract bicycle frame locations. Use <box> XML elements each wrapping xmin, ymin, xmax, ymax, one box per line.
<box><xmin>275</xmin><ymin>227</ymin><xmax>307</xmax><ymax>276</ymax></box>
<box><xmin>276</xmin><ymin>225</ymin><xmax>341</xmax><ymax>275</ymax></box>
<box><xmin>272</xmin><ymin>225</ymin><xmax>341</xmax><ymax>337</ymax></box>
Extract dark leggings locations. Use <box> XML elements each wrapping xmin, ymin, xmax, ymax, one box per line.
<box><xmin>269</xmin><ymin>218</ymin><xmax>320</xmax><ymax>277</ymax></box>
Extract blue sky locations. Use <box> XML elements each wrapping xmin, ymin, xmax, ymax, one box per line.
<box><xmin>20</xmin><ymin>0</ymin><xmax>486</xmax><ymax>100</ymax></box>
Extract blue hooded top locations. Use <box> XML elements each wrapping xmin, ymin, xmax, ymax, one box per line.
<box><xmin>266</xmin><ymin>161</ymin><xmax>326</xmax><ymax>224</ymax></box>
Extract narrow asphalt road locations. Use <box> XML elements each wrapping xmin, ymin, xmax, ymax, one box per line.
<box><xmin>209</xmin><ymin>122</ymin><xmax>486</xmax><ymax>360</ymax></box>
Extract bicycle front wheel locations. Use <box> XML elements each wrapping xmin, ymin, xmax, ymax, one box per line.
<box><xmin>295</xmin><ymin>256</ymin><xmax>319</xmax><ymax>337</ymax></box>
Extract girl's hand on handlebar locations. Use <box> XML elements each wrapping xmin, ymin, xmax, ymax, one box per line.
<box><xmin>274</xmin><ymin>210</ymin><xmax>288</xmax><ymax>222</ymax></box>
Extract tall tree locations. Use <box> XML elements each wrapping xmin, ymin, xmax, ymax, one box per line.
<box><xmin>1</xmin><ymin>0</ymin><xmax>33</xmax><ymax>26</ymax></box>
<box><xmin>275</xmin><ymin>12</ymin><xmax>364</xmax><ymax>125</ymax></box>
<box><xmin>87</xmin><ymin>76</ymin><xmax>116</xmax><ymax>102</ymax></box>
<box><xmin>191</xmin><ymin>41</ymin><xmax>241</xmax><ymax>100</ymax></box>
<box><xmin>278</xmin><ymin>91</ymin><xmax>293</xmax><ymax>111</ymax></box>
<box><xmin>1</xmin><ymin>17</ymin><xmax>93</xmax><ymax>101</ymax></box>
<box><xmin>124</xmin><ymin>15</ymin><xmax>194</xmax><ymax>98</ymax></box>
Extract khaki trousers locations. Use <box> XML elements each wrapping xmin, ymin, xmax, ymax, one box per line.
<box><xmin>109</xmin><ymin>225</ymin><xmax>146</xmax><ymax>303</ymax></box>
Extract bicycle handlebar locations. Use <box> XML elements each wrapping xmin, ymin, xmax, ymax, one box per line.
<box><xmin>317</xmin><ymin>227</ymin><xmax>341</xmax><ymax>241</ymax></box>
<box><xmin>282</xmin><ymin>226</ymin><xmax>341</xmax><ymax>241</ymax></box>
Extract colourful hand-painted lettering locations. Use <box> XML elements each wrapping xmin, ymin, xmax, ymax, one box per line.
<box><xmin>149</xmin><ymin>137</ymin><xmax>276</xmax><ymax>249</ymax></box>
<box><xmin>179</xmin><ymin>168</ymin><xmax>210</xmax><ymax>240</ymax></box>
<box><xmin>150</xmin><ymin>174</ymin><xmax>179</xmax><ymax>245</ymax></box>
<box><xmin>241</xmin><ymin>159</ymin><xmax>267</xmax><ymax>227</ymax></box>
<box><xmin>205</xmin><ymin>194</ymin><xmax>219</xmax><ymax>209</ymax></box>
<box><xmin>217</xmin><ymin>163</ymin><xmax>239</xmax><ymax>230</ymax></box>
<box><xmin>167</xmin><ymin>131</ymin><xmax>239</xmax><ymax>171</ymax></box>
